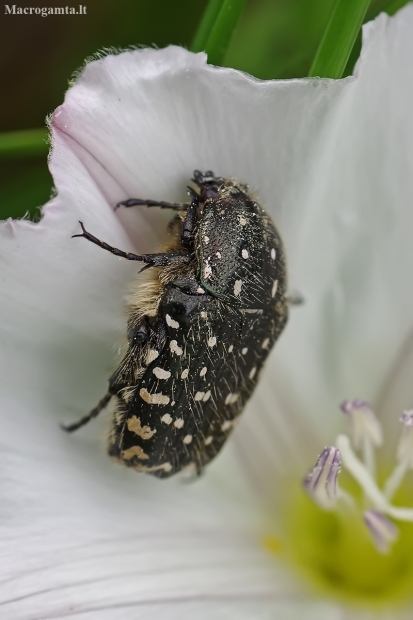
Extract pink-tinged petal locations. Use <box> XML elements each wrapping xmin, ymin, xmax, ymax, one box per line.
<box><xmin>51</xmin><ymin>45</ymin><xmax>345</xmax><ymax>252</ymax></box>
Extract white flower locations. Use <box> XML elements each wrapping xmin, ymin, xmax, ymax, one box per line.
<box><xmin>1</xmin><ymin>5</ymin><xmax>413</xmax><ymax>618</ymax></box>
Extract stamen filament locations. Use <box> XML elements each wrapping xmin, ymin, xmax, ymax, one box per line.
<box><xmin>362</xmin><ymin>432</ymin><xmax>376</xmax><ymax>479</ymax></box>
<box><xmin>336</xmin><ymin>435</ymin><xmax>413</xmax><ymax>522</ymax></box>
<box><xmin>384</xmin><ymin>459</ymin><xmax>410</xmax><ymax>502</ymax></box>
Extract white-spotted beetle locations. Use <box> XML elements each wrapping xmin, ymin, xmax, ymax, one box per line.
<box><xmin>63</xmin><ymin>171</ymin><xmax>289</xmax><ymax>478</ymax></box>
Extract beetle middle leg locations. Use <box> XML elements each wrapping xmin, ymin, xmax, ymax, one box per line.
<box><xmin>115</xmin><ymin>198</ymin><xmax>190</xmax><ymax>211</ymax></box>
<box><xmin>116</xmin><ymin>187</ymin><xmax>201</xmax><ymax>253</ymax></box>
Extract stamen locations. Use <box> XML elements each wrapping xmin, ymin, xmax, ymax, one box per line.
<box><xmin>363</xmin><ymin>510</ymin><xmax>399</xmax><ymax>554</ymax></box>
<box><xmin>304</xmin><ymin>447</ymin><xmax>341</xmax><ymax>510</ymax></box>
<box><xmin>384</xmin><ymin>411</ymin><xmax>413</xmax><ymax>500</ymax></box>
<box><xmin>340</xmin><ymin>399</ymin><xmax>382</xmax><ymax>476</ymax></box>
<box><xmin>337</xmin><ymin>434</ymin><xmax>413</xmax><ymax>522</ymax></box>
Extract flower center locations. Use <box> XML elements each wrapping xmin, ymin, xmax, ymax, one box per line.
<box><xmin>266</xmin><ymin>402</ymin><xmax>413</xmax><ymax>607</ymax></box>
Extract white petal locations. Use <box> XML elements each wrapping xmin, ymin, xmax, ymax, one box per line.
<box><xmin>0</xmin><ymin>142</ymin><xmax>149</xmax><ymax>431</ymax></box>
<box><xmin>266</xmin><ymin>5</ymin><xmax>413</xmax><ymax>445</ymax></box>
<box><xmin>0</xmin><ymin>395</ymin><xmax>303</xmax><ymax>616</ymax></box>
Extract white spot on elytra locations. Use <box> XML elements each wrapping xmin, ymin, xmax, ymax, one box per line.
<box><xmin>205</xmin><ymin>436</ymin><xmax>213</xmax><ymax>445</ymax></box>
<box><xmin>225</xmin><ymin>393</ymin><xmax>239</xmax><ymax>405</ymax></box>
<box><xmin>195</xmin><ymin>391</ymin><xmax>205</xmax><ymax>401</ymax></box>
<box><xmin>166</xmin><ymin>313</ymin><xmax>180</xmax><ymax>329</ymax></box>
<box><xmin>228</xmin><ymin>344</ymin><xmax>234</xmax><ymax>353</ymax></box>
<box><xmin>234</xmin><ymin>280</ymin><xmax>242</xmax><ymax>296</ymax></box>
<box><xmin>161</xmin><ymin>413</ymin><xmax>173</xmax><ymax>425</ymax></box>
<box><xmin>222</xmin><ymin>420</ymin><xmax>233</xmax><ymax>431</ymax></box>
<box><xmin>203</xmin><ymin>390</ymin><xmax>211</xmax><ymax>402</ymax></box>
<box><xmin>238</xmin><ymin>216</ymin><xmax>247</xmax><ymax>226</ymax></box>
<box><xmin>272</xmin><ymin>279</ymin><xmax>278</xmax><ymax>298</ymax></box>
<box><xmin>200</xmin><ymin>366</ymin><xmax>207</xmax><ymax>377</ymax></box>
<box><xmin>145</xmin><ymin>349</ymin><xmax>159</xmax><ymax>365</ymax></box>
<box><xmin>181</xmin><ymin>369</ymin><xmax>189</xmax><ymax>379</ymax></box>
<box><xmin>208</xmin><ymin>336</ymin><xmax>216</xmax><ymax>348</ymax></box>
<box><xmin>197</xmin><ymin>287</ymin><xmax>205</xmax><ymax>294</ymax></box>
<box><xmin>271</xmin><ymin>248</ymin><xmax>276</xmax><ymax>260</ymax></box>
<box><xmin>249</xmin><ymin>366</ymin><xmax>257</xmax><ymax>380</ymax></box>
<box><xmin>139</xmin><ymin>388</ymin><xmax>170</xmax><ymax>406</ymax></box>
<box><xmin>170</xmin><ymin>340</ymin><xmax>183</xmax><ymax>355</ymax></box>
<box><xmin>204</xmin><ymin>236</ymin><xmax>209</xmax><ymax>244</ymax></box>
<box><xmin>216</xmin><ymin>251</ymin><xmax>221</xmax><ymax>259</ymax></box>
<box><xmin>242</xmin><ymin>249</ymin><xmax>249</xmax><ymax>259</ymax></box>
<box><xmin>183</xmin><ymin>434</ymin><xmax>193</xmax><ymax>444</ymax></box>
<box><xmin>242</xmin><ymin>347</ymin><xmax>248</xmax><ymax>355</ymax></box>
<box><xmin>201</xmin><ymin>311</ymin><xmax>207</xmax><ymax>319</ymax></box>
<box><xmin>174</xmin><ymin>418</ymin><xmax>184</xmax><ymax>429</ymax></box>
<box><xmin>153</xmin><ymin>367</ymin><xmax>171</xmax><ymax>380</ymax></box>
<box><xmin>262</xmin><ymin>337</ymin><xmax>270</xmax><ymax>349</ymax></box>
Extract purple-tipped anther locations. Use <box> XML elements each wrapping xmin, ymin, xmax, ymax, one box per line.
<box><xmin>304</xmin><ymin>447</ymin><xmax>341</xmax><ymax>510</ymax></box>
<box><xmin>363</xmin><ymin>510</ymin><xmax>398</xmax><ymax>554</ymax></box>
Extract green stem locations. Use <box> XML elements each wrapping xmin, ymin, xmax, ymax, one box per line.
<box><xmin>0</xmin><ymin>128</ymin><xmax>49</xmax><ymax>159</ymax></box>
<box><xmin>191</xmin><ymin>0</ymin><xmax>224</xmax><ymax>53</ymax></box>
<box><xmin>191</xmin><ymin>0</ymin><xmax>247</xmax><ymax>66</ymax></box>
<box><xmin>309</xmin><ymin>0</ymin><xmax>372</xmax><ymax>78</ymax></box>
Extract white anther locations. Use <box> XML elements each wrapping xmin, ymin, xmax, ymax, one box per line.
<box><xmin>341</xmin><ymin>399</ymin><xmax>382</xmax><ymax>476</ymax></box>
<box><xmin>340</xmin><ymin>399</ymin><xmax>383</xmax><ymax>450</ymax></box>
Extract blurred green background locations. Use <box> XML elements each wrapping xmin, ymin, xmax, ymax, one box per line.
<box><xmin>0</xmin><ymin>0</ymin><xmax>406</xmax><ymax>220</ymax></box>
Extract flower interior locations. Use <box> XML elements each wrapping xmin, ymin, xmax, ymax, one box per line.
<box><xmin>266</xmin><ymin>402</ymin><xmax>413</xmax><ymax>608</ymax></box>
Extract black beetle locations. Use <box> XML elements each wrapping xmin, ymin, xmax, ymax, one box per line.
<box><xmin>63</xmin><ymin>171</ymin><xmax>289</xmax><ymax>478</ymax></box>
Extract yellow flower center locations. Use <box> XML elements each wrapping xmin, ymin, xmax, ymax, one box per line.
<box><xmin>266</xmin><ymin>473</ymin><xmax>413</xmax><ymax>608</ymax></box>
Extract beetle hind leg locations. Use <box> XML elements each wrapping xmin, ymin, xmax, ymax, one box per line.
<box><xmin>61</xmin><ymin>392</ymin><xmax>112</xmax><ymax>433</ymax></box>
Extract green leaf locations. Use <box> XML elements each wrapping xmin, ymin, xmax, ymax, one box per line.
<box><xmin>0</xmin><ymin>128</ymin><xmax>49</xmax><ymax>159</ymax></box>
<box><xmin>0</xmin><ymin>160</ymin><xmax>52</xmax><ymax>221</ymax></box>
<box><xmin>191</xmin><ymin>0</ymin><xmax>247</xmax><ymax>66</ymax></box>
<box><xmin>309</xmin><ymin>0</ymin><xmax>372</xmax><ymax>78</ymax></box>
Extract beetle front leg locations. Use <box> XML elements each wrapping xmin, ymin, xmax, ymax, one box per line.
<box><xmin>73</xmin><ymin>222</ymin><xmax>191</xmax><ymax>269</ymax></box>
<box><xmin>180</xmin><ymin>187</ymin><xmax>200</xmax><ymax>252</ymax></box>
